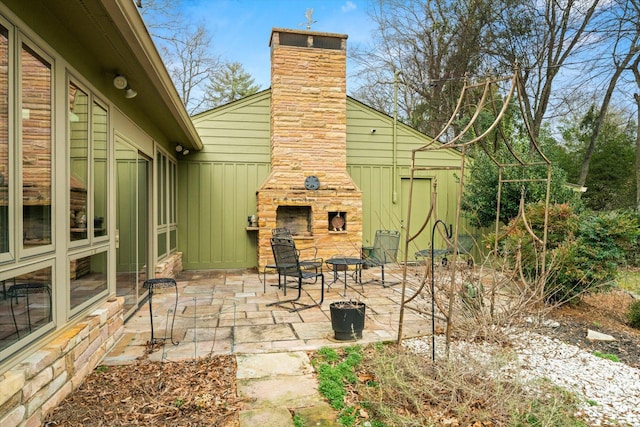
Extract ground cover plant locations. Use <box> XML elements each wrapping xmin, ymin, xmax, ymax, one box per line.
<box><xmin>310</xmin><ymin>344</ymin><xmax>587</xmax><ymax>427</ymax></box>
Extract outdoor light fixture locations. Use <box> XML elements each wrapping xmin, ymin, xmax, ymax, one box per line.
<box><xmin>113</xmin><ymin>75</ymin><xmax>127</xmax><ymax>90</ymax></box>
<box><xmin>113</xmin><ymin>74</ymin><xmax>137</xmax><ymax>98</ymax></box>
<box><xmin>175</xmin><ymin>144</ymin><xmax>189</xmax><ymax>155</ymax></box>
<box><xmin>124</xmin><ymin>87</ymin><xmax>137</xmax><ymax>98</ymax></box>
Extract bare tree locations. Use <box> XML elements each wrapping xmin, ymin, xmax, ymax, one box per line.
<box><xmin>161</xmin><ymin>24</ymin><xmax>221</xmax><ymax>115</ymax></box>
<box><xmin>352</xmin><ymin>0</ymin><xmax>601</xmax><ymax>140</ymax></box>
<box><xmin>576</xmin><ymin>0</ymin><xmax>640</xmax><ymax>187</ymax></box>
<box><xmin>351</xmin><ymin>0</ymin><xmax>510</xmax><ymax>136</ymax></box>
<box><xmin>493</xmin><ymin>0</ymin><xmax>601</xmax><ymax>140</ymax></box>
<box><xmin>138</xmin><ymin>0</ymin><xmax>221</xmax><ymax>115</ymax></box>
<box><xmin>633</xmin><ymin>55</ymin><xmax>640</xmax><ymax>209</ymax></box>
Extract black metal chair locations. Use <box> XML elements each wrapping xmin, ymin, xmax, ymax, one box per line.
<box><xmin>362</xmin><ymin>230</ymin><xmax>401</xmax><ymax>287</ymax></box>
<box><xmin>415</xmin><ymin>234</ymin><xmax>475</xmax><ymax>267</ymax></box>
<box><xmin>262</xmin><ymin>228</ymin><xmax>321</xmax><ymax>292</ymax></box>
<box><xmin>267</xmin><ymin>236</ymin><xmax>324</xmax><ymax>312</ymax></box>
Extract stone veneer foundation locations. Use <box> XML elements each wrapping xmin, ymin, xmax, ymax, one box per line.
<box><xmin>0</xmin><ymin>298</ymin><xmax>124</xmax><ymax>426</ymax></box>
<box><xmin>256</xmin><ymin>28</ymin><xmax>363</xmax><ymax>269</ymax></box>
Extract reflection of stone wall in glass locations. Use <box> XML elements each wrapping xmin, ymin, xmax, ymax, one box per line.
<box><xmin>22</xmin><ymin>44</ymin><xmax>52</xmax><ymax>246</ymax></box>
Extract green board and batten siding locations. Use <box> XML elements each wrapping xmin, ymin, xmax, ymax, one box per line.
<box><xmin>178</xmin><ymin>90</ymin><xmax>464</xmax><ymax>269</ymax></box>
<box><xmin>179</xmin><ymin>91</ymin><xmax>271</xmax><ymax>269</ymax></box>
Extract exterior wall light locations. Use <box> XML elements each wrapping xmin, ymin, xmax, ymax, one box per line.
<box><xmin>113</xmin><ymin>75</ymin><xmax>127</xmax><ymax>89</ymax></box>
<box><xmin>113</xmin><ymin>74</ymin><xmax>137</xmax><ymax>98</ymax></box>
<box><xmin>175</xmin><ymin>144</ymin><xmax>189</xmax><ymax>155</ymax></box>
<box><xmin>125</xmin><ymin>88</ymin><xmax>137</xmax><ymax>98</ymax></box>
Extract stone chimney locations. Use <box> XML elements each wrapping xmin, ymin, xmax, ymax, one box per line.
<box><xmin>256</xmin><ymin>28</ymin><xmax>362</xmax><ymax>269</ymax></box>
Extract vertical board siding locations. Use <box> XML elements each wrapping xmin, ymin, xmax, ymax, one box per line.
<box><xmin>347</xmin><ymin>165</ymin><xmax>398</xmax><ymax>246</ymax></box>
<box><xmin>178</xmin><ymin>161</ymin><xmax>270</xmax><ymax>269</ymax></box>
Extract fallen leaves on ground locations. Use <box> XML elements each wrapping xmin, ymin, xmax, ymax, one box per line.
<box><xmin>44</xmin><ymin>355</ymin><xmax>240</xmax><ymax>426</ymax></box>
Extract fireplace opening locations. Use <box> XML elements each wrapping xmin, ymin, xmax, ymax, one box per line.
<box><xmin>328</xmin><ymin>212</ymin><xmax>346</xmax><ymax>232</ymax></box>
<box><xmin>276</xmin><ymin>206</ymin><xmax>312</xmax><ymax>236</ymax></box>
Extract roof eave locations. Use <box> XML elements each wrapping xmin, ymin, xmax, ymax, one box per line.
<box><xmin>101</xmin><ymin>0</ymin><xmax>203</xmax><ymax>151</ymax></box>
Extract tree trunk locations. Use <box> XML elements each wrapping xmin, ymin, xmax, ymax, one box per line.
<box><xmin>633</xmin><ymin>53</ymin><xmax>640</xmax><ymax>211</ymax></box>
<box><xmin>577</xmin><ymin>45</ymin><xmax>640</xmax><ymax>187</ymax></box>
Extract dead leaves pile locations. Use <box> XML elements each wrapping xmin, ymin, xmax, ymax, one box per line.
<box><xmin>44</xmin><ymin>356</ymin><xmax>240</xmax><ymax>426</ymax></box>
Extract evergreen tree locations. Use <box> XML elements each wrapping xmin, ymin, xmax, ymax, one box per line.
<box><xmin>206</xmin><ymin>62</ymin><xmax>260</xmax><ymax>108</ymax></box>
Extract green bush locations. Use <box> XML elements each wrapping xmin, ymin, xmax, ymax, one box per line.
<box><xmin>628</xmin><ymin>300</ymin><xmax>640</xmax><ymax>329</ymax></box>
<box><xmin>499</xmin><ymin>205</ymin><xmax>639</xmax><ymax>303</ymax></box>
<box><xmin>549</xmin><ymin>210</ymin><xmax>639</xmax><ymax>302</ymax></box>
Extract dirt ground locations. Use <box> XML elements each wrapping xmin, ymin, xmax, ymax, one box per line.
<box><xmin>544</xmin><ymin>289</ymin><xmax>640</xmax><ymax>368</ymax></box>
<box><xmin>43</xmin><ymin>289</ymin><xmax>639</xmax><ymax>426</ymax></box>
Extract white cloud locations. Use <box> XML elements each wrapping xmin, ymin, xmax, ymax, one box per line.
<box><xmin>341</xmin><ymin>1</ymin><xmax>356</xmax><ymax>13</ymax></box>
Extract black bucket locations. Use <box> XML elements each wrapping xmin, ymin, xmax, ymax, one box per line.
<box><xmin>330</xmin><ymin>301</ymin><xmax>366</xmax><ymax>341</ymax></box>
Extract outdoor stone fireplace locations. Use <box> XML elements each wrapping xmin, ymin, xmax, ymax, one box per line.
<box><xmin>256</xmin><ymin>28</ymin><xmax>363</xmax><ymax>269</ymax></box>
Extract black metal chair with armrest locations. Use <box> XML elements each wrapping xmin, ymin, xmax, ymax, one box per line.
<box><xmin>362</xmin><ymin>230</ymin><xmax>401</xmax><ymax>287</ymax></box>
<box><xmin>266</xmin><ymin>236</ymin><xmax>324</xmax><ymax>312</ymax></box>
<box><xmin>262</xmin><ymin>228</ymin><xmax>321</xmax><ymax>292</ymax></box>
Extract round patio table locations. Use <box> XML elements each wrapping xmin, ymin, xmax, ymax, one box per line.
<box><xmin>325</xmin><ymin>257</ymin><xmax>364</xmax><ymax>297</ymax></box>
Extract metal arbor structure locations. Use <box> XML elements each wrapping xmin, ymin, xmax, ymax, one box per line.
<box><xmin>396</xmin><ymin>70</ymin><xmax>552</xmax><ymax>356</ymax></box>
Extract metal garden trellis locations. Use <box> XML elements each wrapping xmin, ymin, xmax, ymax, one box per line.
<box><xmin>396</xmin><ymin>68</ymin><xmax>552</xmax><ymax>358</ymax></box>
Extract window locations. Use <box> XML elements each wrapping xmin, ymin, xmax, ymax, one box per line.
<box><xmin>69</xmin><ymin>251</ymin><xmax>107</xmax><ymax>311</ymax></box>
<box><xmin>93</xmin><ymin>102</ymin><xmax>107</xmax><ymax>238</ymax></box>
<box><xmin>67</xmin><ymin>81</ymin><xmax>109</xmax><ymax>310</ymax></box>
<box><xmin>170</xmin><ymin>161</ymin><xmax>177</xmax><ymax>252</ymax></box>
<box><xmin>156</xmin><ymin>150</ymin><xmax>177</xmax><ymax>259</ymax></box>
<box><xmin>0</xmin><ymin>24</ymin><xmax>8</xmax><ymax>256</ymax></box>
<box><xmin>69</xmin><ymin>82</ymin><xmax>108</xmax><ymax>243</ymax></box>
<box><xmin>69</xmin><ymin>83</ymin><xmax>89</xmax><ymax>241</ymax></box>
<box><xmin>0</xmin><ymin>265</ymin><xmax>53</xmax><ymax>353</ymax></box>
<box><xmin>22</xmin><ymin>43</ymin><xmax>52</xmax><ymax>251</ymax></box>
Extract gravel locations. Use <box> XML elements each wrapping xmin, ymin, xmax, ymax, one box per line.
<box><xmin>404</xmin><ymin>330</ymin><xmax>640</xmax><ymax>426</ymax></box>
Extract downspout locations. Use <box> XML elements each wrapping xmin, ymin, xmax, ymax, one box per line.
<box><xmin>392</xmin><ymin>69</ymin><xmax>400</xmax><ymax>204</ymax></box>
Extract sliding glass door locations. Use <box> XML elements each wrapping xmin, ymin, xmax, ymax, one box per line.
<box><xmin>115</xmin><ymin>138</ymin><xmax>150</xmax><ymax>317</ymax></box>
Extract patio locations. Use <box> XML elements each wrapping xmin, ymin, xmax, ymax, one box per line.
<box><xmin>103</xmin><ymin>265</ymin><xmax>436</xmax><ymax>364</ymax></box>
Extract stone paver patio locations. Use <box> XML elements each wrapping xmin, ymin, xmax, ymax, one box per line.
<box><xmin>103</xmin><ymin>265</ymin><xmax>435</xmax><ymax>364</ymax></box>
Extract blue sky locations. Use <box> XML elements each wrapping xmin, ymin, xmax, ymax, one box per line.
<box><xmin>179</xmin><ymin>0</ymin><xmax>375</xmax><ymax>91</ymax></box>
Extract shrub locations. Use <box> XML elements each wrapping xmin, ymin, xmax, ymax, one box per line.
<box><xmin>549</xmin><ymin>210</ymin><xmax>639</xmax><ymax>302</ymax></box>
<box><xmin>628</xmin><ymin>300</ymin><xmax>640</xmax><ymax>329</ymax></box>
<box><xmin>499</xmin><ymin>205</ymin><xmax>639</xmax><ymax>303</ymax></box>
